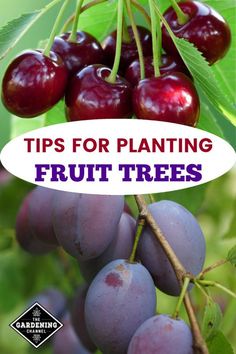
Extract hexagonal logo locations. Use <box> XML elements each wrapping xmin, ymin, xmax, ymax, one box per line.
<box><xmin>10</xmin><ymin>302</ymin><xmax>63</xmax><ymax>348</ymax></box>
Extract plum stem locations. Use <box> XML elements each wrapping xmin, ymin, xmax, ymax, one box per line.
<box><xmin>173</xmin><ymin>276</ymin><xmax>190</xmax><ymax>319</ymax></box>
<box><xmin>68</xmin><ymin>0</ymin><xmax>84</xmax><ymax>42</ymax></box>
<box><xmin>169</xmin><ymin>0</ymin><xmax>189</xmax><ymax>25</ymax></box>
<box><xmin>125</xmin><ymin>0</ymin><xmax>145</xmax><ymax>80</ymax></box>
<box><xmin>148</xmin><ymin>194</ymin><xmax>155</xmax><ymax>203</ymax></box>
<box><xmin>194</xmin><ymin>281</ymin><xmax>212</xmax><ymax>302</ymax></box>
<box><xmin>106</xmin><ymin>0</ymin><xmax>124</xmax><ymax>83</ymax></box>
<box><xmin>129</xmin><ymin>214</ymin><xmax>146</xmax><ymax>262</ymax></box>
<box><xmin>198</xmin><ymin>280</ymin><xmax>236</xmax><ymax>299</ymax></box>
<box><xmin>198</xmin><ymin>259</ymin><xmax>228</xmax><ymax>278</ymax></box>
<box><xmin>43</xmin><ymin>0</ymin><xmax>71</xmax><ymax>57</ymax></box>
<box><xmin>134</xmin><ymin>194</ymin><xmax>209</xmax><ymax>354</ymax></box>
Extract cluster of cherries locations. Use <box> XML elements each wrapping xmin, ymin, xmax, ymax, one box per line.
<box><xmin>1</xmin><ymin>1</ymin><xmax>231</xmax><ymax>127</ymax></box>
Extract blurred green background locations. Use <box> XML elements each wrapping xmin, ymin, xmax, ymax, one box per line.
<box><xmin>0</xmin><ymin>1</ymin><xmax>235</xmax><ymax>353</ymax></box>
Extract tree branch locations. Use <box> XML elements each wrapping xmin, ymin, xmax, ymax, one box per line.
<box><xmin>134</xmin><ymin>194</ymin><xmax>209</xmax><ymax>354</ymax></box>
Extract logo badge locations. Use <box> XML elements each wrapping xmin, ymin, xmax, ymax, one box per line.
<box><xmin>10</xmin><ymin>302</ymin><xmax>63</xmax><ymax>348</ymax></box>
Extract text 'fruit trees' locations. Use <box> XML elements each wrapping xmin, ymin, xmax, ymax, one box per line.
<box><xmin>0</xmin><ymin>0</ymin><xmax>236</xmax><ymax>354</ymax></box>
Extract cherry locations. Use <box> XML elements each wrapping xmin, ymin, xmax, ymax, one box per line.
<box><xmin>65</xmin><ymin>64</ymin><xmax>133</xmax><ymax>121</ymax></box>
<box><xmin>162</xmin><ymin>1</ymin><xmax>231</xmax><ymax>65</ymax></box>
<box><xmin>2</xmin><ymin>50</ymin><xmax>68</xmax><ymax>118</ymax></box>
<box><xmin>125</xmin><ymin>54</ymin><xmax>190</xmax><ymax>86</ymax></box>
<box><xmin>133</xmin><ymin>72</ymin><xmax>200</xmax><ymax>126</ymax></box>
<box><xmin>52</xmin><ymin>31</ymin><xmax>104</xmax><ymax>76</ymax></box>
<box><xmin>102</xmin><ymin>26</ymin><xmax>152</xmax><ymax>72</ymax></box>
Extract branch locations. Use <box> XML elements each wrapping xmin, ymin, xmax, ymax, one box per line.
<box><xmin>134</xmin><ymin>194</ymin><xmax>209</xmax><ymax>354</ymax></box>
<box><xmin>198</xmin><ymin>259</ymin><xmax>227</xmax><ymax>278</ymax></box>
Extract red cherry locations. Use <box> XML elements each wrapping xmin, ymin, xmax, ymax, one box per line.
<box><xmin>162</xmin><ymin>1</ymin><xmax>231</xmax><ymax>65</ymax></box>
<box><xmin>102</xmin><ymin>26</ymin><xmax>152</xmax><ymax>71</ymax></box>
<box><xmin>65</xmin><ymin>64</ymin><xmax>133</xmax><ymax>121</ymax></box>
<box><xmin>125</xmin><ymin>54</ymin><xmax>190</xmax><ymax>86</ymax></box>
<box><xmin>52</xmin><ymin>31</ymin><xmax>104</xmax><ymax>76</ymax></box>
<box><xmin>1</xmin><ymin>50</ymin><xmax>68</xmax><ymax>118</ymax></box>
<box><xmin>133</xmin><ymin>72</ymin><xmax>200</xmax><ymax>126</ymax></box>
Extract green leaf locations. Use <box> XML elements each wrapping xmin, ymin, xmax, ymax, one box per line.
<box><xmin>227</xmin><ymin>245</ymin><xmax>236</xmax><ymax>266</ymax></box>
<box><xmin>173</xmin><ymin>37</ymin><xmax>236</xmax><ymax>126</ymax></box>
<box><xmin>197</xmin><ymin>93</ymin><xmax>224</xmax><ymax>138</ymax></box>
<box><xmin>0</xmin><ymin>12</ymin><xmax>40</xmax><ymax>60</ymax></box>
<box><xmin>207</xmin><ymin>331</ymin><xmax>234</xmax><ymax>354</ymax></box>
<box><xmin>205</xmin><ymin>1</ymin><xmax>236</xmax><ymax>105</ymax></box>
<box><xmin>78</xmin><ymin>0</ymin><xmax>118</xmax><ymax>41</ymax></box>
<box><xmin>0</xmin><ymin>0</ymin><xmax>62</xmax><ymax>61</ymax></box>
<box><xmin>153</xmin><ymin>3</ymin><xmax>236</xmax><ymax>126</ymax></box>
<box><xmin>202</xmin><ymin>301</ymin><xmax>223</xmax><ymax>340</ymax></box>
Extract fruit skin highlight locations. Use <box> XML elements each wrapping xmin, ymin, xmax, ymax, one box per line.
<box><xmin>2</xmin><ymin>50</ymin><xmax>68</xmax><ymax>118</ymax></box>
<box><xmin>133</xmin><ymin>72</ymin><xmax>200</xmax><ymax>126</ymax></box>
<box><xmin>65</xmin><ymin>64</ymin><xmax>133</xmax><ymax>121</ymax></box>
<box><xmin>162</xmin><ymin>1</ymin><xmax>231</xmax><ymax>65</ymax></box>
<box><xmin>125</xmin><ymin>54</ymin><xmax>190</xmax><ymax>86</ymax></box>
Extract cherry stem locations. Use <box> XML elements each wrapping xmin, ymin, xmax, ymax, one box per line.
<box><xmin>125</xmin><ymin>0</ymin><xmax>145</xmax><ymax>80</ymax></box>
<box><xmin>129</xmin><ymin>215</ymin><xmax>146</xmax><ymax>262</ymax></box>
<box><xmin>156</xmin><ymin>3</ymin><xmax>162</xmax><ymax>65</ymax></box>
<box><xmin>69</xmin><ymin>0</ymin><xmax>84</xmax><ymax>42</ymax></box>
<box><xmin>134</xmin><ymin>194</ymin><xmax>209</xmax><ymax>354</ymax></box>
<box><xmin>169</xmin><ymin>0</ymin><xmax>189</xmax><ymax>25</ymax></box>
<box><xmin>198</xmin><ymin>259</ymin><xmax>228</xmax><ymax>279</ymax></box>
<box><xmin>43</xmin><ymin>0</ymin><xmax>71</xmax><ymax>57</ymax></box>
<box><xmin>173</xmin><ymin>277</ymin><xmax>190</xmax><ymax>319</ymax></box>
<box><xmin>122</xmin><ymin>16</ymin><xmax>131</xmax><ymax>43</ymax></box>
<box><xmin>106</xmin><ymin>0</ymin><xmax>124</xmax><ymax>83</ymax></box>
<box><xmin>198</xmin><ymin>280</ymin><xmax>236</xmax><ymax>299</ymax></box>
<box><xmin>153</xmin><ymin>1</ymin><xmax>190</xmax><ymax>69</ymax></box>
<box><xmin>149</xmin><ymin>0</ymin><xmax>160</xmax><ymax>77</ymax></box>
<box><xmin>61</xmin><ymin>0</ymin><xmax>106</xmax><ymax>33</ymax></box>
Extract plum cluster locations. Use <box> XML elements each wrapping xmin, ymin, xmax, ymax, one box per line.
<box><xmin>28</xmin><ymin>286</ymin><xmax>194</xmax><ymax>354</ymax></box>
<box><xmin>2</xmin><ymin>1</ymin><xmax>231</xmax><ymax>127</ymax></box>
<box><xmin>16</xmin><ymin>187</ymin><xmax>206</xmax><ymax>353</ymax></box>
